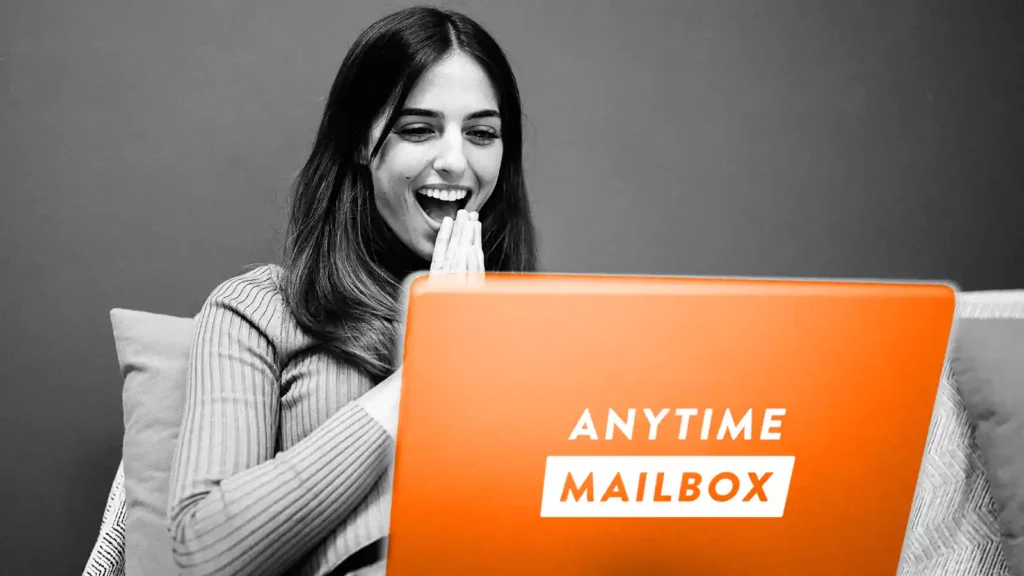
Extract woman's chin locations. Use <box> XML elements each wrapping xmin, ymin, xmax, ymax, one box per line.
<box><xmin>411</xmin><ymin>236</ymin><xmax>435</xmax><ymax>263</ymax></box>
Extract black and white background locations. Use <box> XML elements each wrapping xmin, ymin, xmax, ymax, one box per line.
<box><xmin>1</xmin><ymin>1</ymin><xmax>1022</xmax><ymax>573</ymax></box>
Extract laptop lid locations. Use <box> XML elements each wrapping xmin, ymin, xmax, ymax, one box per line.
<box><xmin>386</xmin><ymin>274</ymin><xmax>955</xmax><ymax>575</ymax></box>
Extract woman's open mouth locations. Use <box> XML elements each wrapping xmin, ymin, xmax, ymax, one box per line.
<box><xmin>415</xmin><ymin>186</ymin><xmax>473</xmax><ymax>224</ymax></box>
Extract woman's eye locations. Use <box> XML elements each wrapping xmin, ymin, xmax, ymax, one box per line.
<box><xmin>467</xmin><ymin>129</ymin><xmax>500</xmax><ymax>145</ymax></box>
<box><xmin>395</xmin><ymin>125</ymin><xmax>434</xmax><ymax>142</ymax></box>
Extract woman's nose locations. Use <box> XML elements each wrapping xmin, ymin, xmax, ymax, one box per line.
<box><xmin>432</xmin><ymin>131</ymin><xmax>467</xmax><ymax>176</ymax></box>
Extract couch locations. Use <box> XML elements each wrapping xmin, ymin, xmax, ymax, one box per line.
<box><xmin>81</xmin><ymin>289</ymin><xmax>1024</xmax><ymax>576</ymax></box>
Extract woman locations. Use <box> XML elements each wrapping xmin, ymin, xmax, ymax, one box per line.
<box><xmin>163</xmin><ymin>6</ymin><xmax>535</xmax><ymax>576</ymax></box>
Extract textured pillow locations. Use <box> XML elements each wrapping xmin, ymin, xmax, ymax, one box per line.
<box><xmin>949</xmin><ymin>292</ymin><xmax>1024</xmax><ymax>575</ymax></box>
<box><xmin>897</xmin><ymin>357</ymin><xmax>1011</xmax><ymax>576</ymax></box>
<box><xmin>111</xmin><ymin>308</ymin><xmax>196</xmax><ymax>576</ymax></box>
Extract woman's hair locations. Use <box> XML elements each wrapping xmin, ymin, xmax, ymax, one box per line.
<box><xmin>283</xmin><ymin>6</ymin><xmax>537</xmax><ymax>382</ymax></box>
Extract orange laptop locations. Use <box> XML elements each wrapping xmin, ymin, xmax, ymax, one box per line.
<box><xmin>387</xmin><ymin>274</ymin><xmax>956</xmax><ymax>575</ymax></box>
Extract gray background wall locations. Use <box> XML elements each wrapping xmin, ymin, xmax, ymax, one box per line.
<box><xmin>2</xmin><ymin>0</ymin><xmax>1022</xmax><ymax>573</ymax></box>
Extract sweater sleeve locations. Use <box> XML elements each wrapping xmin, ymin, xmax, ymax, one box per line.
<box><xmin>166</xmin><ymin>271</ymin><xmax>394</xmax><ymax>576</ymax></box>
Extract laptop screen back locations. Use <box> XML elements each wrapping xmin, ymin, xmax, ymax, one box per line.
<box><xmin>386</xmin><ymin>274</ymin><xmax>955</xmax><ymax>575</ymax></box>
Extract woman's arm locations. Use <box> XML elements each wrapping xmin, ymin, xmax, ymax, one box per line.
<box><xmin>167</xmin><ymin>273</ymin><xmax>396</xmax><ymax>576</ymax></box>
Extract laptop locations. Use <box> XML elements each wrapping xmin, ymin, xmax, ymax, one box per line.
<box><xmin>385</xmin><ymin>273</ymin><xmax>956</xmax><ymax>575</ymax></box>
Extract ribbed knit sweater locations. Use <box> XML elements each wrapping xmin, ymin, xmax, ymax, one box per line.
<box><xmin>166</xmin><ymin>264</ymin><xmax>394</xmax><ymax>576</ymax></box>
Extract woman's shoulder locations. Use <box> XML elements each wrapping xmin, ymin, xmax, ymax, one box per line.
<box><xmin>199</xmin><ymin>263</ymin><xmax>295</xmax><ymax>336</ymax></box>
<box><xmin>205</xmin><ymin>263</ymin><xmax>286</xmax><ymax>302</ymax></box>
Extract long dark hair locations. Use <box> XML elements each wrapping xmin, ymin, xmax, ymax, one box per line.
<box><xmin>283</xmin><ymin>6</ymin><xmax>537</xmax><ymax>382</ymax></box>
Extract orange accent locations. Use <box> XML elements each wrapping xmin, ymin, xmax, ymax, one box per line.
<box><xmin>560</xmin><ymin>472</ymin><xmax>594</xmax><ymax>503</ymax></box>
<box><xmin>636</xmin><ymin>472</ymin><xmax>648</xmax><ymax>501</ymax></box>
<box><xmin>709</xmin><ymin>473</ymin><xmax>740</xmax><ymax>502</ymax></box>
<box><xmin>600</xmin><ymin>473</ymin><xmax>629</xmax><ymax>502</ymax></box>
<box><xmin>679</xmin><ymin>472</ymin><xmax>701</xmax><ymax>502</ymax></box>
<box><xmin>652</xmin><ymin>472</ymin><xmax>673</xmax><ymax>502</ymax></box>
<box><xmin>744</xmin><ymin>472</ymin><xmax>773</xmax><ymax>502</ymax></box>
<box><xmin>387</xmin><ymin>274</ymin><xmax>955</xmax><ymax>575</ymax></box>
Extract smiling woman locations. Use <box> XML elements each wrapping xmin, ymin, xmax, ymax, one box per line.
<box><xmin>371</xmin><ymin>53</ymin><xmax>505</xmax><ymax>261</ymax></box>
<box><xmin>79</xmin><ymin>6</ymin><xmax>537</xmax><ymax>576</ymax></box>
<box><xmin>167</xmin><ymin>7</ymin><xmax>536</xmax><ymax>576</ymax></box>
<box><xmin>283</xmin><ymin>5</ymin><xmax>537</xmax><ymax>384</ymax></box>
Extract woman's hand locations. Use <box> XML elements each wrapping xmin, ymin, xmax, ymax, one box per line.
<box><xmin>430</xmin><ymin>209</ymin><xmax>485</xmax><ymax>273</ymax></box>
<box><xmin>355</xmin><ymin>367</ymin><xmax>402</xmax><ymax>440</ymax></box>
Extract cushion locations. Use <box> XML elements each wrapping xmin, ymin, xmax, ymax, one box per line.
<box><xmin>898</xmin><ymin>360</ymin><xmax>1011</xmax><ymax>575</ymax></box>
<box><xmin>948</xmin><ymin>292</ymin><xmax>1024</xmax><ymax>574</ymax></box>
<box><xmin>111</xmin><ymin>308</ymin><xmax>196</xmax><ymax>576</ymax></box>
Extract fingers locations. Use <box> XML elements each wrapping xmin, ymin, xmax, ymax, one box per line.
<box><xmin>459</xmin><ymin>217</ymin><xmax>474</xmax><ymax>251</ymax></box>
<box><xmin>466</xmin><ymin>212</ymin><xmax>482</xmax><ymax>271</ymax></box>
<box><xmin>465</xmin><ymin>220</ymin><xmax>484</xmax><ymax>273</ymax></box>
<box><xmin>444</xmin><ymin>210</ymin><xmax>471</xmax><ymax>271</ymax></box>
<box><xmin>474</xmin><ymin>220</ymin><xmax>484</xmax><ymax>272</ymax></box>
<box><xmin>466</xmin><ymin>222</ymin><xmax>481</xmax><ymax>273</ymax></box>
<box><xmin>456</xmin><ymin>211</ymin><xmax>474</xmax><ymax>272</ymax></box>
<box><xmin>463</xmin><ymin>213</ymin><xmax>485</xmax><ymax>273</ymax></box>
<box><xmin>430</xmin><ymin>216</ymin><xmax>454</xmax><ymax>272</ymax></box>
<box><xmin>433</xmin><ymin>210</ymin><xmax>484</xmax><ymax>275</ymax></box>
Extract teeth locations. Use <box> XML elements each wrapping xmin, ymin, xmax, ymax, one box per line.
<box><xmin>418</xmin><ymin>188</ymin><xmax>468</xmax><ymax>202</ymax></box>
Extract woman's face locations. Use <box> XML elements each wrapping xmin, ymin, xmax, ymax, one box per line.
<box><xmin>369</xmin><ymin>51</ymin><xmax>503</xmax><ymax>261</ymax></box>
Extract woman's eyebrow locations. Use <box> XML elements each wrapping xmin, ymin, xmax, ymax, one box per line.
<box><xmin>465</xmin><ymin>109</ymin><xmax>500</xmax><ymax>120</ymax></box>
<box><xmin>398</xmin><ymin>108</ymin><xmax>500</xmax><ymax>120</ymax></box>
<box><xmin>399</xmin><ymin>108</ymin><xmax>441</xmax><ymax>118</ymax></box>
